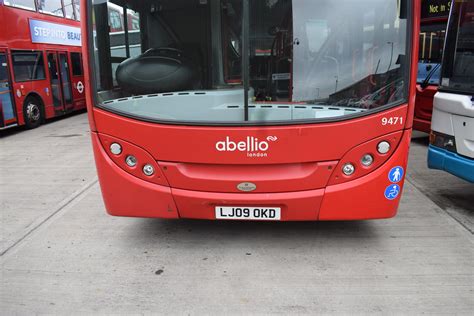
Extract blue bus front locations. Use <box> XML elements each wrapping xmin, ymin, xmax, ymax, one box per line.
<box><xmin>428</xmin><ymin>0</ymin><xmax>474</xmax><ymax>183</ymax></box>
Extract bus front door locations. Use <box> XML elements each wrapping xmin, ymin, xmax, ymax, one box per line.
<box><xmin>47</xmin><ymin>51</ymin><xmax>73</xmax><ymax>114</ymax></box>
<box><xmin>58</xmin><ymin>52</ymin><xmax>73</xmax><ymax>112</ymax></box>
<box><xmin>47</xmin><ymin>52</ymin><xmax>64</xmax><ymax>114</ymax></box>
<box><xmin>0</xmin><ymin>50</ymin><xmax>17</xmax><ymax>129</ymax></box>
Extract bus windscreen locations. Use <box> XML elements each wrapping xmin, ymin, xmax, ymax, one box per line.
<box><xmin>91</xmin><ymin>0</ymin><xmax>409</xmax><ymax>124</ymax></box>
<box><xmin>440</xmin><ymin>0</ymin><xmax>474</xmax><ymax>94</ymax></box>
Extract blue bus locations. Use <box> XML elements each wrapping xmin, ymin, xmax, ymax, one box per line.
<box><xmin>428</xmin><ymin>0</ymin><xmax>474</xmax><ymax>183</ymax></box>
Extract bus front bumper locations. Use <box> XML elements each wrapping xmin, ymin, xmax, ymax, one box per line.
<box><xmin>92</xmin><ymin>132</ymin><xmax>410</xmax><ymax>221</ymax></box>
<box><xmin>428</xmin><ymin>145</ymin><xmax>474</xmax><ymax>183</ymax></box>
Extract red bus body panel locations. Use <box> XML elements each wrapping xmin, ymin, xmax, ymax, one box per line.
<box><xmin>84</xmin><ymin>0</ymin><xmax>420</xmax><ymax>221</ymax></box>
<box><xmin>0</xmin><ymin>4</ymin><xmax>86</xmax><ymax>128</ymax></box>
<box><xmin>92</xmin><ymin>106</ymin><xmax>409</xmax><ymax>165</ymax></box>
<box><xmin>414</xmin><ymin>84</ymin><xmax>438</xmax><ymax>132</ymax></box>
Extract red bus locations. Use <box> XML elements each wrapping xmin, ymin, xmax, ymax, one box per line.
<box><xmin>0</xmin><ymin>0</ymin><xmax>86</xmax><ymax>130</ymax></box>
<box><xmin>106</xmin><ymin>2</ymin><xmax>139</xmax><ymax>33</ymax></box>
<box><xmin>83</xmin><ymin>0</ymin><xmax>420</xmax><ymax>221</ymax></box>
<box><xmin>414</xmin><ymin>0</ymin><xmax>450</xmax><ymax>133</ymax></box>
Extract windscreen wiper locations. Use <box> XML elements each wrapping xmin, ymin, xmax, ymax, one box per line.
<box><xmin>421</xmin><ymin>63</ymin><xmax>441</xmax><ymax>89</ymax></box>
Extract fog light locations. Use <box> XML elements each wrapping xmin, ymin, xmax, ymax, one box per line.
<box><xmin>110</xmin><ymin>143</ymin><xmax>122</xmax><ymax>155</ymax></box>
<box><xmin>342</xmin><ymin>163</ymin><xmax>355</xmax><ymax>176</ymax></box>
<box><xmin>361</xmin><ymin>154</ymin><xmax>374</xmax><ymax>167</ymax></box>
<box><xmin>125</xmin><ymin>155</ymin><xmax>137</xmax><ymax>167</ymax></box>
<box><xmin>143</xmin><ymin>164</ymin><xmax>155</xmax><ymax>176</ymax></box>
<box><xmin>377</xmin><ymin>141</ymin><xmax>390</xmax><ymax>154</ymax></box>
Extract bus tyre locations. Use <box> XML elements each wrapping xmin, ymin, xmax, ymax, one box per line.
<box><xmin>23</xmin><ymin>97</ymin><xmax>44</xmax><ymax>129</ymax></box>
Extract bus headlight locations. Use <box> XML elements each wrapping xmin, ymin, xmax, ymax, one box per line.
<box><xmin>361</xmin><ymin>154</ymin><xmax>374</xmax><ymax>167</ymax></box>
<box><xmin>377</xmin><ymin>141</ymin><xmax>390</xmax><ymax>154</ymax></box>
<box><xmin>99</xmin><ymin>133</ymin><xmax>169</xmax><ymax>187</ymax></box>
<box><xmin>110</xmin><ymin>143</ymin><xmax>122</xmax><ymax>155</ymax></box>
<box><xmin>125</xmin><ymin>155</ymin><xmax>137</xmax><ymax>167</ymax></box>
<box><xmin>430</xmin><ymin>131</ymin><xmax>456</xmax><ymax>152</ymax></box>
<box><xmin>143</xmin><ymin>164</ymin><xmax>155</xmax><ymax>176</ymax></box>
<box><xmin>342</xmin><ymin>163</ymin><xmax>355</xmax><ymax>176</ymax></box>
<box><xmin>328</xmin><ymin>131</ymin><xmax>404</xmax><ymax>186</ymax></box>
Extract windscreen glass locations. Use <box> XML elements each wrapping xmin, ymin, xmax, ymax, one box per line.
<box><xmin>417</xmin><ymin>23</ymin><xmax>446</xmax><ymax>85</ymax></box>
<box><xmin>440</xmin><ymin>0</ymin><xmax>474</xmax><ymax>94</ymax></box>
<box><xmin>90</xmin><ymin>0</ymin><xmax>409</xmax><ymax>124</ymax></box>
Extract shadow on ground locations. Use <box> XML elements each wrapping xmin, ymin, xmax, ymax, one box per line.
<box><xmin>126</xmin><ymin>218</ymin><xmax>381</xmax><ymax>249</ymax></box>
<box><xmin>407</xmin><ymin>135</ymin><xmax>473</xmax><ymax>232</ymax></box>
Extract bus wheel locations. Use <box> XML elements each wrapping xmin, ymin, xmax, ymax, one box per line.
<box><xmin>23</xmin><ymin>97</ymin><xmax>44</xmax><ymax>129</ymax></box>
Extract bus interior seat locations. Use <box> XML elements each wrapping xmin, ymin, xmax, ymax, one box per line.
<box><xmin>115</xmin><ymin>47</ymin><xmax>200</xmax><ymax>95</ymax></box>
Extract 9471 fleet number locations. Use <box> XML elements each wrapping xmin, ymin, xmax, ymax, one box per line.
<box><xmin>382</xmin><ymin>116</ymin><xmax>403</xmax><ymax>126</ymax></box>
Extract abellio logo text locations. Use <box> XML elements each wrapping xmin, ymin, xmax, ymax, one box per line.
<box><xmin>216</xmin><ymin>136</ymin><xmax>278</xmax><ymax>157</ymax></box>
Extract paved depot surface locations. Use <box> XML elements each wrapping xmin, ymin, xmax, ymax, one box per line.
<box><xmin>1</xmin><ymin>114</ymin><xmax>473</xmax><ymax>314</ymax></box>
<box><xmin>0</xmin><ymin>114</ymin><xmax>97</xmax><ymax>255</ymax></box>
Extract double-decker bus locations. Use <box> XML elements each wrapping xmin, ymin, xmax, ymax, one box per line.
<box><xmin>414</xmin><ymin>0</ymin><xmax>450</xmax><ymax>133</ymax></box>
<box><xmin>83</xmin><ymin>0</ymin><xmax>420</xmax><ymax>221</ymax></box>
<box><xmin>428</xmin><ymin>0</ymin><xmax>474</xmax><ymax>183</ymax></box>
<box><xmin>0</xmin><ymin>0</ymin><xmax>85</xmax><ymax>130</ymax></box>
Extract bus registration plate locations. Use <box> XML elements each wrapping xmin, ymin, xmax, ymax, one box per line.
<box><xmin>215</xmin><ymin>206</ymin><xmax>281</xmax><ymax>220</ymax></box>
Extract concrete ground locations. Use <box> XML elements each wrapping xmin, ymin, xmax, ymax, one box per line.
<box><xmin>1</xmin><ymin>113</ymin><xmax>473</xmax><ymax>314</ymax></box>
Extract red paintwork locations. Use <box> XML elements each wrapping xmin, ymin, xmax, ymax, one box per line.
<box><xmin>92</xmin><ymin>105</ymin><xmax>409</xmax><ymax>164</ymax></box>
<box><xmin>80</xmin><ymin>4</ymin><xmax>97</xmax><ymax>131</ymax></box>
<box><xmin>173</xmin><ymin>187</ymin><xmax>324</xmax><ymax>221</ymax></box>
<box><xmin>92</xmin><ymin>133</ymin><xmax>179</xmax><ymax>219</ymax></box>
<box><xmin>98</xmin><ymin>133</ymin><xmax>170</xmax><ymax>187</ymax></box>
<box><xmin>320</xmin><ymin>130</ymin><xmax>411</xmax><ymax>220</ymax></box>
<box><xmin>404</xmin><ymin>0</ymin><xmax>421</xmax><ymax>131</ymax></box>
<box><xmin>327</xmin><ymin>131</ymin><xmax>403</xmax><ymax>185</ymax></box>
<box><xmin>83</xmin><ymin>0</ymin><xmax>421</xmax><ymax>221</ymax></box>
<box><xmin>413</xmin><ymin>84</ymin><xmax>438</xmax><ymax>132</ymax></box>
<box><xmin>69</xmin><ymin>53</ymin><xmax>86</xmax><ymax>111</ymax></box>
<box><xmin>0</xmin><ymin>4</ymin><xmax>86</xmax><ymax>128</ymax></box>
<box><xmin>91</xmin><ymin>130</ymin><xmax>411</xmax><ymax>221</ymax></box>
<box><xmin>158</xmin><ymin>160</ymin><xmax>338</xmax><ymax>193</ymax></box>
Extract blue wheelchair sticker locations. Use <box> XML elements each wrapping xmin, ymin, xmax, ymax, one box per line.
<box><xmin>384</xmin><ymin>184</ymin><xmax>401</xmax><ymax>200</ymax></box>
<box><xmin>388</xmin><ymin>166</ymin><xmax>404</xmax><ymax>183</ymax></box>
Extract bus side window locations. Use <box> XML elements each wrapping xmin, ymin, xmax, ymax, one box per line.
<box><xmin>4</xmin><ymin>0</ymin><xmax>37</xmax><ymax>11</ymax></box>
<box><xmin>419</xmin><ymin>24</ymin><xmax>446</xmax><ymax>64</ymax></box>
<box><xmin>70</xmin><ymin>53</ymin><xmax>83</xmax><ymax>76</ymax></box>
<box><xmin>109</xmin><ymin>10</ymin><xmax>123</xmax><ymax>32</ymax></box>
<box><xmin>73</xmin><ymin>0</ymin><xmax>81</xmax><ymax>21</ymax></box>
<box><xmin>126</xmin><ymin>9</ymin><xmax>141</xmax><ymax>58</ymax></box>
<box><xmin>37</xmin><ymin>0</ymin><xmax>65</xmax><ymax>17</ymax></box>
<box><xmin>11</xmin><ymin>51</ymin><xmax>46</xmax><ymax>82</ymax></box>
<box><xmin>64</xmin><ymin>0</ymin><xmax>75</xmax><ymax>19</ymax></box>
